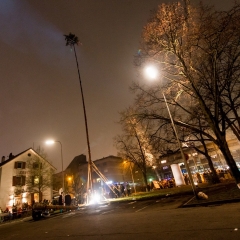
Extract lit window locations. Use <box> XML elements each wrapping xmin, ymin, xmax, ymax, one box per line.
<box><xmin>34</xmin><ymin>176</ymin><xmax>39</xmax><ymax>184</ymax></box>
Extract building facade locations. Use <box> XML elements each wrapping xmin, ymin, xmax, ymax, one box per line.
<box><xmin>0</xmin><ymin>148</ymin><xmax>56</xmax><ymax>211</ymax></box>
<box><xmin>53</xmin><ymin>154</ymin><xmax>159</xmax><ymax>198</ymax></box>
<box><xmin>157</xmin><ymin>137</ymin><xmax>240</xmax><ymax>185</ymax></box>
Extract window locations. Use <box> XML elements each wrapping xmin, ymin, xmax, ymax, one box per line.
<box><xmin>14</xmin><ymin>162</ymin><xmax>26</xmax><ymax>169</ymax></box>
<box><xmin>32</xmin><ymin>176</ymin><xmax>42</xmax><ymax>185</ymax></box>
<box><xmin>33</xmin><ymin>163</ymin><xmax>39</xmax><ymax>169</ymax></box>
<box><xmin>34</xmin><ymin>176</ymin><xmax>39</xmax><ymax>184</ymax></box>
<box><xmin>33</xmin><ymin>162</ymin><xmax>42</xmax><ymax>169</ymax></box>
<box><xmin>12</xmin><ymin>176</ymin><xmax>26</xmax><ymax>186</ymax></box>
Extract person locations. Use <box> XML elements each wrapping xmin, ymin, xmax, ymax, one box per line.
<box><xmin>126</xmin><ymin>182</ymin><xmax>131</xmax><ymax>196</ymax></box>
<box><xmin>168</xmin><ymin>179</ymin><xmax>172</xmax><ymax>188</ymax></box>
<box><xmin>4</xmin><ymin>207</ymin><xmax>9</xmax><ymax>213</ymax></box>
<box><xmin>65</xmin><ymin>193</ymin><xmax>72</xmax><ymax>206</ymax></box>
<box><xmin>184</xmin><ymin>174</ymin><xmax>190</xmax><ymax>185</ymax></box>
<box><xmin>17</xmin><ymin>207</ymin><xmax>22</xmax><ymax>218</ymax></box>
<box><xmin>83</xmin><ymin>191</ymin><xmax>87</xmax><ymax>204</ymax></box>
<box><xmin>12</xmin><ymin>205</ymin><xmax>17</xmax><ymax>219</ymax></box>
<box><xmin>150</xmin><ymin>181</ymin><xmax>154</xmax><ymax>191</ymax></box>
<box><xmin>114</xmin><ymin>184</ymin><xmax>120</xmax><ymax>198</ymax></box>
<box><xmin>117</xmin><ymin>183</ymin><xmax>121</xmax><ymax>197</ymax></box>
<box><xmin>120</xmin><ymin>184</ymin><xmax>125</xmax><ymax>197</ymax></box>
<box><xmin>196</xmin><ymin>172</ymin><xmax>202</xmax><ymax>183</ymax></box>
<box><xmin>58</xmin><ymin>193</ymin><xmax>63</xmax><ymax>205</ymax></box>
<box><xmin>0</xmin><ymin>207</ymin><xmax>3</xmax><ymax>223</ymax></box>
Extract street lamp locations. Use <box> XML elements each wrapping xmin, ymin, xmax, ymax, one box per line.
<box><xmin>144</xmin><ymin>66</ymin><xmax>198</xmax><ymax>198</ymax></box>
<box><xmin>45</xmin><ymin>140</ymin><xmax>64</xmax><ymax>194</ymax></box>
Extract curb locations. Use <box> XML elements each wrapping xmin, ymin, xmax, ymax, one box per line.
<box><xmin>0</xmin><ymin>209</ymin><xmax>69</xmax><ymax>225</ymax></box>
<box><xmin>181</xmin><ymin>198</ymin><xmax>240</xmax><ymax>208</ymax></box>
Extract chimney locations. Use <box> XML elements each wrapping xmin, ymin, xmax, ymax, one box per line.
<box><xmin>1</xmin><ymin>156</ymin><xmax>5</xmax><ymax>163</ymax></box>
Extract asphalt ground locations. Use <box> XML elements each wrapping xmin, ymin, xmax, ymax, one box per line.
<box><xmin>1</xmin><ymin>197</ymin><xmax>240</xmax><ymax>240</ymax></box>
<box><xmin>1</xmin><ymin>180</ymin><xmax>240</xmax><ymax>225</ymax></box>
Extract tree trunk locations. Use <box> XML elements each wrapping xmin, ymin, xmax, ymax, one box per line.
<box><xmin>205</xmin><ymin>154</ymin><xmax>220</xmax><ymax>184</ymax></box>
<box><xmin>142</xmin><ymin>170</ymin><xmax>149</xmax><ymax>192</ymax></box>
<box><xmin>218</xmin><ymin>138</ymin><xmax>240</xmax><ymax>184</ymax></box>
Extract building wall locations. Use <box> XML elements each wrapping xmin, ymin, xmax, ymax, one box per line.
<box><xmin>59</xmin><ymin>154</ymin><xmax>156</xmax><ymax>196</ymax></box>
<box><xmin>94</xmin><ymin>156</ymin><xmax>126</xmax><ymax>183</ymax></box>
<box><xmin>158</xmin><ymin>137</ymin><xmax>240</xmax><ymax>179</ymax></box>
<box><xmin>0</xmin><ymin>149</ymin><xmax>55</xmax><ymax>211</ymax></box>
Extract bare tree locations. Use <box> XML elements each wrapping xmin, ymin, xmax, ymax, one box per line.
<box><xmin>136</xmin><ymin>1</ymin><xmax>240</xmax><ymax>184</ymax></box>
<box><xmin>25</xmin><ymin>156</ymin><xmax>54</xmax><ymax>202</ymax></box>
<box><xmin>65</xmin><ymin>171</ymin><xmax>84</xmax><ymax>200</ymax></box>
<box><xmin>115</xmin><ymin>108</ymin><xmax>157</xmax><ymax>190</ymax></box>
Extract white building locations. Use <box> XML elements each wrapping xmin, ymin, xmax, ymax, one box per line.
<box><xmin>0</xmin><ymin>148</ymin><xmax>56</xmax><ymax>211</ymax></box>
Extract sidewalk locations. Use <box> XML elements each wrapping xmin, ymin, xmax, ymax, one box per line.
<box><xmin>0</xmin><ymin>209</ymin><xmax>67</xmax><ymax>225</ymax></box>
<box><xmin>182</xmin><ymin>180</ymin><xmax>240</xmax><ymax>207</ymax></box>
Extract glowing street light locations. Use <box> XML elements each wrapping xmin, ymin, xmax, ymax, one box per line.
<box><xmin>144</xmin><ymin>66</ymin><xmax>198</xmax><ymax>198</ymax></box>
<box><xmin>45</xmin><ymin>140</ymin><xmax>64</xmax><ymax>194</ymax></box>
<box><xmin>145</xmin><ymin>66</ymin><xmax>158</xmax><ymax>79</ymax></box>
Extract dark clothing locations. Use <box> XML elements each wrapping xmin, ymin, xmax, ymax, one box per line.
<box><xmin>65</xmin><ymin>194</ymin><xmax>72</xmax><ymax>206</ymax></box>
<box><xmin>126</xmin><ymin>183</ymin><xmax>131</xmax><ymax>196</ymax></box>
<box><xmin>120</xmin><ymin>184</ymin><xmax>125</xmax><ymax>197</ymax></box>
<box><xmin>58</xmin><ymin>195</ymin><xmax>63</xmax><ymax>205</ymax></box>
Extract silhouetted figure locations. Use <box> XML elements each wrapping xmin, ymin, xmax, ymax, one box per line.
<box><xmin>58</xmin><ymin>193</ymin><xmax>63</xmax><ymax>205</ymax></box>
<box><xmin>126</xmin><ymin>182</ymin><xmax>131</xmax><ymax>196</ymax></box>
<box><xmin>65</xmin><ymin>194</ymin><xmax>71</xmax><ymax>206</ymax></box>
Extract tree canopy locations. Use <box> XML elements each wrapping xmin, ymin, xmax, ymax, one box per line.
<box><xmin>131</xmin><ymin>1</ymin><xmax>240</xmax><ymax>183</ymax></box>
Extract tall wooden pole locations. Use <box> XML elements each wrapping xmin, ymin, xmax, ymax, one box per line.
<box><xmin>64</xmin><ymin>33</ymin><xmax>93</xmax><ymax>202</ymax></box>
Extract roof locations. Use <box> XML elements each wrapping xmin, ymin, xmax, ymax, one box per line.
<box><xmin>94</xmin><ymin>155</ymin><xmax>122</xmax><ymax>163</ymax></box>
<box><xmin>66</xmin><ymin>154</ymin><xmax>87</xmax><ymax>169</ymax></box>
<box><xmin>0</xmin><ymin>148</ymin><xmax>57</xmax><ymax>170</ymax></box>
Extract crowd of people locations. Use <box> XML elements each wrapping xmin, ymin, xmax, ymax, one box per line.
<box><xmin>146</xmin><ymin>169</ymin><xmax>233</xmax><ymax>191</ymax></box>
<box><xmin>108</xmin><ymin>182</ymin><xmax>132</xmax><ymax>198</ymax></box>
<box><xmin>0</xmin><ymin>202</ymin><xmax>32</xmax><ymax>222</ymax></box>
<box><xmin>184</xmin><ymin>169</ymin><xmax>233</xmax><ymax>185</ymax></box>
<box><xmin>0</xmin><ymin>193</ymin><xmax>74</xmax><ymax>223</ymax></box>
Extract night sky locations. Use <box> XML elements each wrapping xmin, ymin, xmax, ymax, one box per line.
<box><xmin>0</xmin><ymin>0</ymin><xmax>234</xmax><ymax>172</ymax></box>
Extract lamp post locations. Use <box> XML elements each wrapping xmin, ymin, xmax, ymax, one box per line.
<box><xmin>145</xmin><ymin>66</ymin><xmax>198</xmax><ymax>198</ymax></box>
<box><xmin>45</xmin><ymin>140</ymin><xmax>64</xmax><ymax>194</ymax></box>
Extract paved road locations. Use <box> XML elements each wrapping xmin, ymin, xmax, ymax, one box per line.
<box><xmin>1</xmin><ymin>196</ymin><xmax>240</xmax><ymax>240</ymax></box>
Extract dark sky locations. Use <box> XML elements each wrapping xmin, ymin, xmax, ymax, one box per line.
<box><xmin>0</xmin><ymin>0</ymin><xmax>234</xmax><ymax>171</ymax></box>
